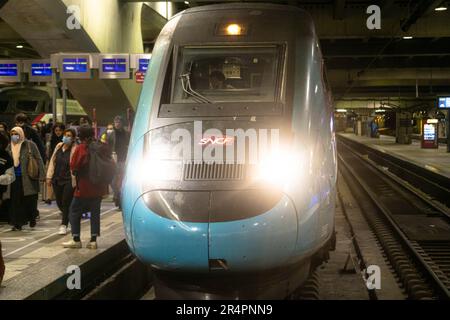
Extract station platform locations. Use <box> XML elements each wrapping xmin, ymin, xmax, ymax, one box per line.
<box><xmin>338</xmin><ymin>133</ymin><xmax>450</xmax><ymax>180</ymax></box>
<box><xmin>0</xmin><ymin>198</ymin><xmax>126</xmax><ymax>300</ymax></box>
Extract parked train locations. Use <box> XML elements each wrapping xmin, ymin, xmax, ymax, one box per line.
<box><xmin>0</xmin><ymin>85</ymin><xmax>87</xmax><ymax>126</ymax></box>
<box><xmin>122</xmin><ymin>3</ymin><xmax>337</xmax><ymax>299</ymax></box>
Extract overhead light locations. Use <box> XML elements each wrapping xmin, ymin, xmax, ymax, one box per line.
<box><xmin>335</xmin><ymin>109</ymin><xmax>347</xmax><ymax>113</ymax></box>
<box><xmin>434</xmin><ymin>6</ymin><xmax>447</xmax><ymax>11</ymax></box>
<box><xmin>402</xmin><ymin>36</ymin><xmax>413</xmax><ymax>40</ymax></box>
<box><xmin>16</xmin><ymin>45</ymin><xmax>24</xmax><ymax>49</ymax></box>
<box><xmin>184</xmin><ymin>1</ymin><xmax>189</xmax><ymax>4</ymax></box>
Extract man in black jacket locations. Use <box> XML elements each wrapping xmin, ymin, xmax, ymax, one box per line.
<box><xmin>14</xmin><ymin>113</ymin><xmax>46</xmax><ymax>162</ymax></box>
<box><xmin>107</xmin><ymin>116</ymin><xmax>130</xmax><ymax>208</ymax></box>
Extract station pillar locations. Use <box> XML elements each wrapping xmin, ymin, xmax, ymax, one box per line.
<box><xmin>395</xmin><ymin>111</ymin><xmax>412</xmax><ymax>144</ymax></box>
<box><xmin>446</xmin><ymin>110</ymin><xmax>450</xmax><ymax>152</ymax></box>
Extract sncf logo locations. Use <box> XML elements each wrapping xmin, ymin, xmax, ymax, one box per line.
<box><xmin>199</xmin><ymin>136</ymin><xmax>234</xmax><ymax>145</ymax></box>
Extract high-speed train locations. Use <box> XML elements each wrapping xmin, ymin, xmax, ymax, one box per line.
<box><xmin>122</xmin><ymin>3</ymin><xmax>337</xmax><ymax>299</ymax></box>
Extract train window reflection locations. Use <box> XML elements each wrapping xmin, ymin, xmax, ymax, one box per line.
<box><xmin>173</xmin><ymin>46</ymin><xmax>281</xmax><ymax>103</ymax></box>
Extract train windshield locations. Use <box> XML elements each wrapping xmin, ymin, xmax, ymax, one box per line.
<box><xmin>173</xmin><ymin>46</ymin><xmax>281</xmax><ymax>103</ymax></box>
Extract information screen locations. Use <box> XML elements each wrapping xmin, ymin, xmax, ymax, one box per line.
<box><xmin>138</xmin><ymin>58</ymin><xmax>150</xmax><ymax>72</ymax></box>
<box><xmin>102</xmin><ymin>58</ymin><xmax>127</xmax><ymax>73</ymax></box>
<box><xmin>438</xmin><ymin>97</ymin><xmax>450</xmax><ymax>109</ymax></box>
<box><xmin>0</xmin><ymin>63</ymin><xmax>18</xmax><ymax>76</ymax></box>
<box><xmin>62</xmin><ymin>58</ymin><xmax>88</xmax><ymax>73</ymax></box>
<box><xmin>423</xmin><ymin>123</ymin><xmax>436</xmax><ymax>141</ymax></box>
<box><xmin>31</xmin><ymin>63</ymin><xmax>52</xmax><ymax>76</ymax></box>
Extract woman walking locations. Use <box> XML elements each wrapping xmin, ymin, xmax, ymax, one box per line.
<box><xmin>6</xmin><ymin>127</ymin><xmax>45</xmax><ymax>231</ymax></box>
<box><xmin>47</xmin><ymin>129</ymin><xmax>78</xmax><ymax>235</ymax></box>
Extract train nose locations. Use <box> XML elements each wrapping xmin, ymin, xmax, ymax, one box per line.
<box><xmin>208</xmin><ymin>194</ymin><xmax>298</xmax><ymax>272</ymax></box>
<box><xmin>130</xmin><ymin>195</ymin><xmax>210</xmax><ymax>271</ymax></box>
<box><xmin>129</xmin><ymin>189</ymin><xmax>297</xmax><ymax>272</ymax></box>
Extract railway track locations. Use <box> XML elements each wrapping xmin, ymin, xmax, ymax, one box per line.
<box><xmin>337</xmin><ymin>136</ymin><xmax>450</xmax><ymax>300</ymax></box>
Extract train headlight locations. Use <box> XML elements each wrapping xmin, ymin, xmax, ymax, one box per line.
<box><xmin>139</xmin><ymin>160</ymin><xmax>181</xmax><ymax>182</ymax></box>
<box><xmin>254</xmin><ymin>149</ymin><xmax>306</xmax><ymax>188</ymax></box>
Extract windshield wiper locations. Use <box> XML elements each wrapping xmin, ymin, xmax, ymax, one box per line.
<box><xmin>179</xmin><ymin>63</ymin><xmax>213</xmax><ymax>104</ymax></box>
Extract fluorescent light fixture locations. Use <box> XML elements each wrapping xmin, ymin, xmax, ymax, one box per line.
<box><xmin>184</xmin><ymin>1</ymin><xmax>189</xmax><ymax>4</ymax></box>
<box><xmin>16</xmin><ymin>45</ymin><xmax>24</xmax><ymax>49</ymax></box>
<box><xmin>375</xmin><ymin>109</ymin><xmax>386</xmax><ymax>113</ymax></box>
<box><xmin>435</xmin><ymin>6</ymin><xmax>447</xmax><ymax>11</ymax></box>
<box><xmin>335</xmin><ymin>109</ymin><xmax>347</xmax><ymax>113</ymax></box>
<box><xmin>427</xmin><ymin>119</ymin><xmax>439</xmax><ymax>124</ymax></box>
<box><xmin>402</xmin><ymin>36</ymin><xmax>413</xmax><ymax>40</ymax></box>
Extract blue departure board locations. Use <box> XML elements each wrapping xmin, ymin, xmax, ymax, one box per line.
<box><xmin>0</xmin><ymin>63</ymin><xmax>18</xmax><ymax>76</ymax></box>
<box><xmin>102</xmin><ymin>58</ymin><xmax>127</xmax><ymax>73</ymax></box>
<box><xmin>139</xmin><ymin>58</ymin><xmax>150</xmax><ymax>72</ymax></box>
<box><xmin>438</xmin><ymin>97</ymin><xmax>450</xmax><ymax>109</ymax></box>
<box><xmin>62</xmin><ymin>58</ymin><xmax>88</xmax><ymax>73</ymax></box>
<box><xmin>31</xmin><ymin>63</ymin><xmax>52</xmax><ymax>76</ymax></box>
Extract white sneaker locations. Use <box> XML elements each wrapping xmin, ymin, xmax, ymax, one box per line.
<box><xmin>58</xmin><ymin>225</ymin><xmax>67</xmax><ymax>235</ymax></box>
<box><xmin>86</xmin><ymin>241</ymin><xmax>97</xmax><ymax>250</ymax></box>
<box><xmin>62</xmin><ymin>240</ymin><xmax>82</xmax><ymax>249</ymax></box>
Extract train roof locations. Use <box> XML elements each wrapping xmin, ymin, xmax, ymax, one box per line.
<box><xmin>168</xmin><ymin>2</ymin><xmax>316</xmax><ymax>44</ymax></box>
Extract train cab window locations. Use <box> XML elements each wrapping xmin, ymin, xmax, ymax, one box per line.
<box><xmin>173</xmin><ymin>46</ymin><xmax>282</xmax><ymax>103</ymax></box>
<box><xmin>0</xmin><ymin>100</ymin><xmax>8</xmax><ymax>113</ymax></box>
<box><xmin>16</xmin><ymin>100</ymin><xmax>39</xmax><ymax>112</ymax></box>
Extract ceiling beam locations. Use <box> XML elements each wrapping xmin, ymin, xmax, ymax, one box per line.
<box><xmin>333</xmin><ymin>0</ymin><xmax>345</xmax><ymax>20</ymax></box>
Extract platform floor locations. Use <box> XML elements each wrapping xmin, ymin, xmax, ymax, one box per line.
<box><xmin>338</xmin><ymin>133</ymin><xmax>450</xmax><ymax>179</ymax></box>
<box><xmin>0</xmin><ymin>198</ymin><xmax>125</xmax><ymax>299</ymax></box>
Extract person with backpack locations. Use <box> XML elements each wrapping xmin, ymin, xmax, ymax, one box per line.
<box><xmin>62</xmin><ymin>126</ymin><xmax>114</xmax><ymax>249</ymax></box>
<box><xmin>46</xmin><ymin>128</ymin><xmax>78</xmax><ymax>235</ymax></box>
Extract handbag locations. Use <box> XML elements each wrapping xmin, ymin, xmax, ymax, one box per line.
<box><xmin>27</xmin><ymin>141</ymin><xmax>40</xmax><ymax>180</ymax></box>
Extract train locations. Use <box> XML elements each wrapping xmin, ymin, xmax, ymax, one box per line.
<box><xmin>122</xmin><ymin>3</ymin><xmax>337</xmax><ymax>299</ymax></box>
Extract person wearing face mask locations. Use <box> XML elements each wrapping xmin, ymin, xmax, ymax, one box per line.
<box><xmin>46</xmin><ymin>129</ymin><xmax>78</xmax><ymax>235</ymax></box>
<box><xmin>5</xmin><ymin>127</ymin><xmax>45</xmax><ymax>231</ymax></box>
<box><xmin>100</xmin><ymin>124</ymin><xmax>114</xmax><ymax>144</ymax></box>
<box><xmin>14</xmin><ymin>113</ymin><xmax>46</xmax><ymax>163</ymax></box>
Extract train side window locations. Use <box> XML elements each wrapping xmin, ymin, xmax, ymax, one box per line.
<box><xmin>0</xmin><ymin>100</ymin><xmax>8</xmax><ymax>113</ymax></box>
<box><xmin>16</xmin><ymin>100</ymin><xmax>39</xmax><ymax>112</ymax></box>
<box><xmin>321</xmin><ymin>60</ymin><xmax>330</xmax><ymax>93</ymax></box>
<box><xmin>160</xmin><ymin>52</ymin><xmax>173</xmax><ymax>105</ymax></box>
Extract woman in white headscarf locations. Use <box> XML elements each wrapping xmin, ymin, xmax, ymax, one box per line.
<box><xmin>6</xmin><ymin>127</ymin><xmax>45</xmax><ymax>231</ymax></box>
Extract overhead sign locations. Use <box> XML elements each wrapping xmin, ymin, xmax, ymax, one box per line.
<box><xmin>130</xmin><ymin>53</ymin><xmax>151</xmax><ymax>73</ymax></box>
<box><xmin>138</xmin><ymin>58</ymin><xmax>150</xmax><ymax>72</ymax></box>
<box><xmin>438</xmin><ymin>97</ymin><xmax>450</xmax><ymax>109</ymax></box>
<box><xmin>0</xmin><ymin>60</ymin><xmax>21</xmax><ymax>82</ymax></box>
<box><xmin>59</xmin><ymin>54</ymin><xmax>92</xmax><ymax>79</ymax></box>
<box><xmin>23</xmin><ymin>59</ymin><xmax>52</xmax><ymax>82</ymax></box>
<box><xmin>135</xmin><ymin>71</ymin><xmax>145</xmax><ymax>83</ymax></box>
<box><xmin>99</xmin><ymin>54</ymin><xmax>130</xmax><ymax>79</ymax></box>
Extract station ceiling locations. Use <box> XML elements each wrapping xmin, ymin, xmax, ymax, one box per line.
<box><xmin>1</xmin><ymin>0</ymin><xmax>449</xmax><ymax>108</ymax></box>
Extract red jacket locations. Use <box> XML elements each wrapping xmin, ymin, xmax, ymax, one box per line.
<box><xmin>70</xmin><ymin>142</ymin><xmax>107</xmax><ymax>198</ymax></box>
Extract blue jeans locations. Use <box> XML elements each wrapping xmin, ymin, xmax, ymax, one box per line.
<box><xmin>69</xmin><ymin>197</ymin><xmax>102</xmax><ymax>238</ymax></box>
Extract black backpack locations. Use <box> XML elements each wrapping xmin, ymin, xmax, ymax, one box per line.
<box><xmin>87</xmin><ymin>141</ymin><xmax>116</xmax><ymax>185</ymax></box>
